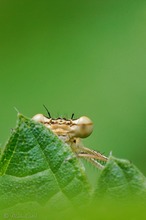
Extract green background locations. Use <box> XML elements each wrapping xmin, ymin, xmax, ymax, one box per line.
<box><xmin>0</xmin><ymin>0</ymin><xmax>146</xmax><ymax>180</ymax></box>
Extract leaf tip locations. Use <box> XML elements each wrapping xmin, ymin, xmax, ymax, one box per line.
<box><xmin>13</xmin><ymin>106</ymin><xmax>20</xmax><ymax>114</ymax></box>
<box><xmin>109</xmin><ymin>151</ymin><xmax>113</xmax><ymax>157</ymax></box>
<box><xmin>13</xmin><ymin>107</ymin><xmax>25</xmax><ymax>119</ymax></box>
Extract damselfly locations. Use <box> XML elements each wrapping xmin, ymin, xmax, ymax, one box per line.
<box><xmin>32</xmin><ymin>107</ymin><xmax>108</xmax><ymax>169</ymax></box>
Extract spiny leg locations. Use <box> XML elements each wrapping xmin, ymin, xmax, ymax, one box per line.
<box><xmin>76</xmin><ymin>145</ymin><xmax>108</xmax><ymax>162</ymax></box>
<box><xmin>70</xmin><ymin>138</ymin><xmax>108</xmax><ymax>169</ymax></box>
<box><xmin>82</xmin><ymin>157</ymin><xmax>105</xmax><ymax>169</ymax></box>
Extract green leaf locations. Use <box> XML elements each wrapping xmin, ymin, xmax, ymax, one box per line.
<box><xmin>95</xmin><ymin>156</ymin><xmax>146</xmax><ymax>199</ymax></box>
<box><xmin>1</xmin><ymin>114</ymin><xmax>146</xmax><ymax>212</ymax></box>
<box><xmin>0</xmin><ymin>114</ymin><xmax>90</xmax><ymax>209</ymax></box>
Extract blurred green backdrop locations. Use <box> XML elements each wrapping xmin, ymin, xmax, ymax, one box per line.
<box><xmin>0</xmin><ymin>0</ymin><xmax>146</xmax><ymax>177</ymax></box>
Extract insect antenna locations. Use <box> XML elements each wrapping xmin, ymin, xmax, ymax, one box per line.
<box><xmin>43</xmin><ymin>104</ymin><xmax>51</xmax><ymax>118</ymax></box>
<box><xmin>71</xmin><ymin>113</ymin><xmax>74</xmax><ymax>120</ymax></box>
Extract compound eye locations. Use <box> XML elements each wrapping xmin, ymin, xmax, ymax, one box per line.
<box><xmin>75</xmin><ymin>116</ymin><xmax>93</xmax><ymax>138</ymax></box>
<box><xmin>32</xmin><ymin>114</ymin><xmax>45</xmax><ymax>123</ymax></box>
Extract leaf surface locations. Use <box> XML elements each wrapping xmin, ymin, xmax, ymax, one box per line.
<box><xmin>95</xmin><ymin>156</ymin><xmax>146</xmax><ymax>199</ymax></box>
<box><xmin>0</xmin><ymin>114</ymin><xmax>90</xmax><ymax>209</ymax></box>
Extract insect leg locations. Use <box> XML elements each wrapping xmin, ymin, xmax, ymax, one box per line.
<box><xmin>76</xmin><ymin>145</ymin><xmax>108</xmax><ymax>162</ymax></box>
<box><xmin>78</xmin><ymin>156</ymin><xmax>104</xmax><ymax>169</ymax></box>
